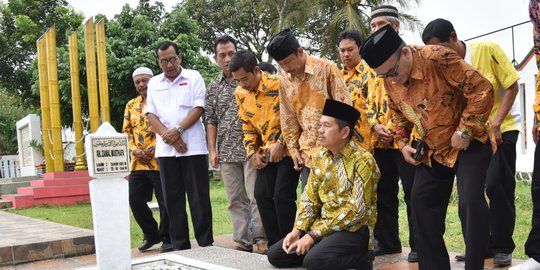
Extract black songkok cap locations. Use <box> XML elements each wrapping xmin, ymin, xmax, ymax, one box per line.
<box><xmin>370</xmin><ymin>5</ymin><xmax>399</xmax><ymax>20</ymax></box>
<box><xmin>421</xmin><ymin>18</ymin><xmax>456</xmax><ymax>44</ymax></box>
<box><xmin>267</xmin><ymin>29</ymin><xmax>300</xmax><ymax>61</ymax></box>
<box><xmin>322</xmin><ymin>99</ymin><xmax>360</xmax><ymax>126</ymax></box>
<box><xmin>360</xmin><ymin>24</ymin><xmax>404</xmax><ymax>69</ymax></box>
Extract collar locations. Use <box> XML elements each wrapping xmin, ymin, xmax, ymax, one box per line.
<box><xmin>159</xmin><ymin>67</ymin><xmax>187</xmax><ymax>83</ymax></box>
<box><xmin>256</xmin><ymin>72</ymin><xmax>269</xmax><ymax>93</ymax></box>
<box><xmin>285</xmin><ymin>53</ymin><xmax>313</xmax><ymax>80</ymax></box>
<box><xmin>323</xmin><ymin>139</ymin><xmax>357</xmax><ymax>159</ymax></box>
<box><xmin>341</xmin><ymin>61</ymin><xmax>362</xmax><ymax>76</ymax></box>
<box><xmin>218</xmin><ymin>72</ymin><xmax>236</xmax><ymax>85</ymax></box>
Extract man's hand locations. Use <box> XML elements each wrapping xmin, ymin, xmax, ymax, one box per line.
<box><xmin>250</xmin><ymin>153</ymin><xmax>268</xmax><ymax>169</ymax></box>
<box><xmin>161</xmin><ymin>128</ymin><xmax>181</xmax><ymax>145</ymax></box>
<box><xmin>373</xmin><ymin>124</ymin><xmax>394</xmax><ymax>143</ymax></box>
<box><xmin>490</xmin><ymin>124</ymin><xmax>503</xmax><ymax>146</ymax></box>
<box><xmin>400</xmin><ymin>145</ymin><xmax>421</xmax><ymax>166</ymax></box>
<box><xmin>209</xmin><ymin>149</ymin><xmax>219</xmax><ymax>168</ymax></box>
<box><xmin>133</xmin><ymin>149</ymin><xmax>149</xmax><ymax>164</ymax></box>
<box><xmin>282</xmin><ymin>229</ymin><xmax>301</xmax><ymax>254</ymax></box>
<box><xmin>451</xmin><ymin>131</ymin><xmax>471</xmax><ymax>150</ymax></box>
<box><xmin>290</xmin><ymin>150</ymin><xmax>304</xmax><ymax>171</ymax></box>
<box><xmin>294</xmin><ymin>234</ymin><xmax>315</xmax><ymax>256</ymax></box>
<box><xmin>171</xmin><ymin>137</ymin><xmax>188</xmax><ymax>153</ymax></box>
<box><xmin>267</xmin><ymin>143</ymin><xmax>285</xmax><ymax>163</ymax></box>
<box><xmin>533</xmin><ymin>123</ymin><xmax>540</xmax><ymax>145</ymax></box>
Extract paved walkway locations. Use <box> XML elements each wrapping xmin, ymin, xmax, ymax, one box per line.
<box><xmin>0</xmin><ymin>210</ymin><xmax>524</xmax><ymax>269</ymax></box>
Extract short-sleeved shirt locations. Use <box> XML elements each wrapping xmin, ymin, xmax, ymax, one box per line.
<box><xmin>294</xmin><ymin>141</ymin><xmax>380</xmax><ymax>249</ymax></box>
<box><xmin>465</xmin><ymin>41</ymin><xmax>521</xmax><ymax>133</ymax></box>
<box><xmin>205</xmin><ymin>74</ymin><xmax>247</xmax><ymax>163</ymax></box>
<box><xmin>341</xmin><ymin>60</ymin><xmax>374</xmax><ymax>152</ymax></box>
<box><xmin>279</xmin><ymin>54</ymin><xmax>352</xmax><ymax>166</ymax></box>
<box><xmin>365</xmin><ymin>76</ymin><xmax>399</xmax><ymax>149</ymax></box>
<box><xmin>385</xmin><ymin>45</ymin><xmax>494</xmax><ymax>168</ymax></box>
<box><xmin>144</xmin><ymin>68</ymin><xmax>208</xmax><ymax>157</ymax></box>
<box><xmin>235</xmin><ymin>72</ymin><xmax>284</xmax><ymax>158</ymax></box>
<box><xmin>122</xmin><ymin>95</ymin><xmax>159</xmax><ymax>171</ymax></box>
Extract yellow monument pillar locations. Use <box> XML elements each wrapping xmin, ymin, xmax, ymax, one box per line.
<box><xmin>84</xmin><ymin>18</ymin><xmax>100</xmax><ymax>132</ymax></box>
<box><xmin>36</xmin><ymin>36</ymin><xmax>55</xmax><ymax>173</ymax></box>
<box><xmin>96</xmin><ymin>19</ymin><xmax>110</xmax><ymax>123</ymax></box>
<box><xmin>68</xmin><ymin>32</ymin><xmax>87</xmax><ymax>171</ymax></box>
<box><xmin>45</xmin><ymin>26</ymin><xmax>64</xmax><ymax>172</ymax></box>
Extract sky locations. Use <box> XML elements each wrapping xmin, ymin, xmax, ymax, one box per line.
<box><xmin>67</xmin><ymin>0</ymin><xmax>534</xmax><ymax>63</ymax></box>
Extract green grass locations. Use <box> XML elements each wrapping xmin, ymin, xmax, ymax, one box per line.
<box><xmin>397</xmin><ymin>179</ymin><xmax>534</xmax><ymax>259</ymax></box>
<box><xmin>5</xmin><ymin>178</ymin><xmax>536</xmax><ymax>258</ymax></box>
<box><xmin>5</xmin><ymin>179</ymin><xmax>232</xmax><ymax>248</ymax></box>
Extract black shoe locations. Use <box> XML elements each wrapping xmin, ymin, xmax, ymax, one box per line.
<box><xmin>455</xmin><ymin>252</ymin><xmax>493</xmax><ymax>262</ymax></box>
<box><xmin>493</xmin><ymin>253</ymin><xmax>512</xmax><ymax>266</ymax></box>
<box><xmin>374</xmin><ymin>246</ymin><xmax>402</xmax><ymax>256</ymax></box>
<box><xmin>138</xmin><ymin>238</ymin><xmax>161</xmax><ymax>252</ymax></box>
<box><xmin>160</xmin><ymin>242</ymin><xmax>174</xmax><ymax>253</ymax></box>
<box><xmin>408</xmin><ymin>251</ymin><xmax>418</xmax><ymax>263</ymax></box>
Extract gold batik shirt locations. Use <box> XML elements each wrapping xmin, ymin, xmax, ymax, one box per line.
<box><xmin>341</xmin><ymin>60</ymin><xmax>374</xmax><ymax>152</ymax></box>
<box><xmin>294</xmin><ymin>141</ymin><xmax>380</xmax><ymax>249</ymax></box>
<box><xmin>384</xmin><ymin>45</ymin><xmax>494</xmax><ymax>168</ymax></box>
<box><xmin>280</xmin><ymin>54</ymin><xmax>352</xmax><ymax>166</ymax></box>
<box><xmin>365</xmin><ymin>75</ymin><xmax>399</xmax><ymax>149</ymax></box>
<box><xmin>123</xmin><ymin>95</ymin><xmax>159</xmax><ymax>171</ymax></box>
<box><xmin>235</xmin><ymin>73</ymin><xmax>284</xmax><ymax>158</ymax></box>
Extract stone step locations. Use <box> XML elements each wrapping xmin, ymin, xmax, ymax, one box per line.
<box><xmin>18</xmin><ymin>184</ymin><xmax>89</xmax><ymax>199</ymax></box>
<box><xmin>0</xmin><ymin>199</ymin><xmax>12</xmax><ymax>209</ymax></box>
<box><xmin>0</xmin><ymin>181</ymin><xmax>31</xmax><ymax>195</ymax></box>
<box><xmin>30</xmin><ymin>177</ymin><xmax>91</xmax><ymax>187</ymax></box>
<box><xmin>42</xmin><ymin>171</ymin><xmax>90</xmax><ymax>180</ymax></box>
<box><xmin>1</xmin><ymin>194</ymin><xmax>34</xmax><ymax>208</ymax></box>
<box><xmin>0</xmin><ymin>176</ymin><xmax>39</xmax><ymax>184</ymax></box>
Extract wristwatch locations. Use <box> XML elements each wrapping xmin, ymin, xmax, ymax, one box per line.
<box><xmin>456</xmin><ymin>130</ymin><xmax>470</xmax><ymax>140</ymax></box>
<box><xmin>175</xmin><ymin>125</ymin><xmax>184</xmax><ymax>135</ymax></box>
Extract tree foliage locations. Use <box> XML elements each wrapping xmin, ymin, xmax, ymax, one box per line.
<box><xmin>0</xmin><ymin>0</ymin><xmax>83</xmax><ymax>103</ymax></box>
<box><xmin>182</xmin><ymin>0</ymin><xmax>421</xmax><ymax>63</ymax></box>
<box><xmin>27</xmin><ymin>0</ymin><xmax>219</xmax><ymax>130</ymax></box>
<box><xmin>0</xmin><ymin>89</ymin><xmax>39</xmax><ymax>153</ymax></box>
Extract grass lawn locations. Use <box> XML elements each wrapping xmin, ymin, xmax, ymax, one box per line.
<box><xmin>5</xmin><ymin>178</ymin><xmax>536</xmax><ymax>259</ymax></box>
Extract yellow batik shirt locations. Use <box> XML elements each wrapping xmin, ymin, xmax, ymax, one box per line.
<box><xmin>235</xmin><ymin>73</ymin><xmax>284</xmax><ymax>158</ymax></box>
<box><xmin>535</xmin><ymin>29</ymin><xmax>540</xmax><ymax>123</ymax></box>
<box><xmin>294</xmin><ymin>141</ymin><xmax>380</xmax><ymax>249</ymax></box>
<box><xmin>341</xmin><ymin>60</ymin><xmax>374</xmax><ymax>152</ymax></box>
<box><xmin>122</xmin><ymin>95</ymin><xmax>160</xmax><ymax>171</ymax></box>
<box><xmin>280</xmin><ymin>54</ymin><xmax>352</xmax><ymax>166</ymax></box>
<box><xmin>365</xmin><ymin>75</ymin><xmax>399</xmax><ymax>149</ymax></box>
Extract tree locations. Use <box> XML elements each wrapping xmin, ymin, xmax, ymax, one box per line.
<box><xmin>28</xmin><ymin>0</ymin><xmax>219</xmax><ymax>130</ymax></box>
<box><xmin>182</xmin><ymin>0</ymin><xmax>421</xmax><ymax>63</ymax></box>
<box><xmin>0</xmin><ymin>89</ymin><xmax>39</xmax><ymax>153</ymax></box>
<box><xmin>0</xmin><ymin>0</ymin><xmax>83</xmax><ymax>103</ymax></box>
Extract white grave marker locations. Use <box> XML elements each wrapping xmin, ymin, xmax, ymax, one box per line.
<box><xmin>85</xmin><ymin>122</ymin><xmax>131</xmax><ymax>270</ymax></box>
<box><xmin>16</xmin><ymin>114</ymin><xmax>44</xmax><ymax>176</ymax></box>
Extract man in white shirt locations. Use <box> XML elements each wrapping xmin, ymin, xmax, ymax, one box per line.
<box><xmin>145</xmin><ymin>41</ymin><xmax>213</xmax><ymax>251</ymax></box>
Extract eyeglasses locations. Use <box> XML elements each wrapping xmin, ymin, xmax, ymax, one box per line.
<box><xmin>377</xmin><ymin>52</ymin><xmax>401</xmax><ymax>78</ymax></box>
<box><xmin>158</xmin><ymin>56</ymin><xmax>179</xmax><ymax>65</ymax></box>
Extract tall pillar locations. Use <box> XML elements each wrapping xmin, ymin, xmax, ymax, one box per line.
<box><xmin>84</xmin><ymin>18</ymin><xmax>100</xmax><ymax>133</ymax></box>
<box><xmin>96</xmin><ymin>19</ymin><xmax>110</xmax><ymax>123</ymax></box>
<box><xmin>45</xmin><ymin>26</ymin><xmax>64</xmax><ymax>172</ymax></box>
<box><xmin>69</xmin><ymin>32</ymin><xmax>87</xmax><ymax>171</ymax></box>
<box><xmin>36</xmin><ymin>36</ymin><xmax>54</xmax><ymax>173</ymax></box>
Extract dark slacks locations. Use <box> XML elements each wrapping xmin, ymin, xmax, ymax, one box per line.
<box><xmin>525</xmin><ymin>141</ymin><xmax>540</xmax><ymax>262</ymax></box>
<box><xmin>373</xmin><ymin>148</ymin><xmax>416</xmax><ymax>252</ymax></box>
<box><xmin>412</xmin><ymin>140</ymin><xmax>491</xmax><ymax>270</ymax></box>
<box><xmin>157</xmin><ymin>155</ymin><xmax>213</xmax><ymax>250</ymax></box>
<box><xmin>255</xmin><ymin>157</ymin><xmax>300</xmax><ymax>245</ymax></box>
<box><xmin>267</xmin><ymin>227</ymin><xmax>372</xmax><ymax>270</ymax></box>
<box><xmin>129</xmin><ymin>170</ymin><xmax>170</xmax><ymax>243</ymax></box>
<box><xmin>486</xmin><ymin>130</ymin><xmax>519</xmax><ymax>253</ymax></box>
<box><xmin>300</xmin><ymin>166</ymin><xmax>310</xmax><ymax>191</ymax></box>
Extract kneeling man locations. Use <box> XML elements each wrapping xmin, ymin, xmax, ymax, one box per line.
<box><xmin>267</xmin><ymin>99</ymin><xmax>380</xmax><ymax>270</ymax></box>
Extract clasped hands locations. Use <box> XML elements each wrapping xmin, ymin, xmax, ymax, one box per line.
<box><xmin>161</xmin><ymin>128</ymin><xmax>188</xmax><ymax>153</ymax></box>
<box><xmin>282</xmin><ymin>229</ymin><xmax>315</xmax><ymax>256</ymax></box>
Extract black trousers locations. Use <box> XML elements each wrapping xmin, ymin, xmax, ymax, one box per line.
<box><xmin>485</xmin><ymin>130</ymin><xmax>519</xmax><ymax>253</ymax></box>
<box><xmin>255</xmin><ymin>157</ymin><xmax>300</xmax><ymax>246</ymax></box>
<box><xmin>373</xmin><ymin>148</ymin><xmax>416</xmax><ymax>252</ymax></box>
<box><xmin>412</xmin><ymin>140</ymin><xmax>491</xmax><ymax>270</ymax></box>
<box><xmin>157</xmin><ymin>155</ymin><xmax>213</xmax><ymax>250</ymax></box>
<box><xmin>129</xmin><ymin>170</ymin><xmax>170</xmax><ymax>243</ymax></box>
<box><xmin>300</xmin><ymin>166</ymin><xmax>310</xmax><ymax>192</ymax></box>
<box><xmin>525</xmin><ymin>141</ymin><xmax>540</xmax><ymax>262</ymax></box>
<box><xmin>267</xmin><ymin>227</ymin><xmax>372</xmax><ymax>270</ymax></box>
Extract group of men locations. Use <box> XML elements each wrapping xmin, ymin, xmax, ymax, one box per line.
<box><xmin>119</xmin><ymin>3</ymin><xmax>540</xmax><ymax>270</ymax></box>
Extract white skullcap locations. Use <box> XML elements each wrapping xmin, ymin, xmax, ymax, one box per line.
<box><xmin>132</xmin><ymin>67</ymin><xmax>153</xmax><ymax>78</ymax></box>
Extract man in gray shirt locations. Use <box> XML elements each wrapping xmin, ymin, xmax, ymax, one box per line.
<box><xmin>205</xmin><ymin>35</ymin><xmax>267</xmax><ymax>254</ymax></box>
